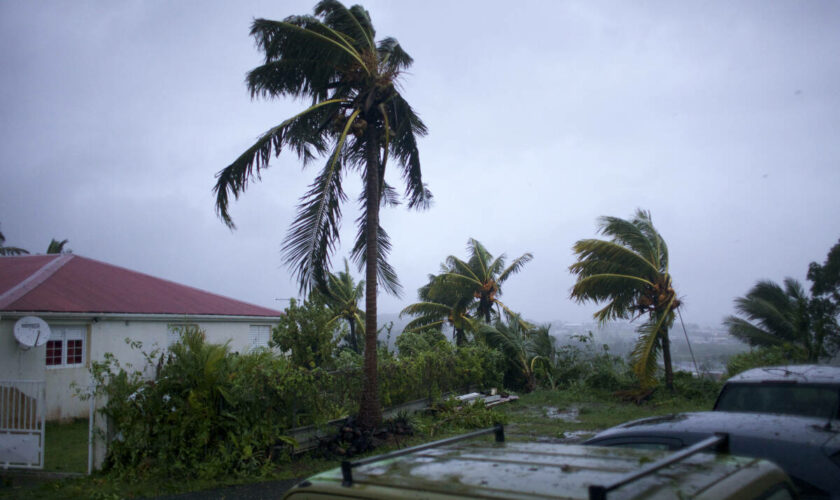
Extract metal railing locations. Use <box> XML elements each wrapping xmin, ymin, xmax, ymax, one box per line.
<box><xmin>0</xmin><ymin>380</ymin><xmax>46</xmax><ymax>469</ymax></box>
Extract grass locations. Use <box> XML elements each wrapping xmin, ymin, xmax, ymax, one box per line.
<box><xmin>1</xmin><ymin>385</ymin><xmax>716</xmax><ymax>499</ymax></box>
<box><xmin>44</xmin><ymin>419</ymin><xmax>88</xmax><ymax>473</ymax></box>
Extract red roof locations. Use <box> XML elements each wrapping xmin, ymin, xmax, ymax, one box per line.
<box><xmin>0</xmin><ymin>255</ymin><xmax>282</xmax><ymax>317</ymax></box>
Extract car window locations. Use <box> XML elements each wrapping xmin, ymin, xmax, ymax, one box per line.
<box><xmin>715</xmin><ymin>383</ymin><xmax>840</xmax><ymax>419</ymax></box>
<box><xmin>758</xmin><ymin>484</ymin><xmax>796</xmax><ymax>500</ymax></box>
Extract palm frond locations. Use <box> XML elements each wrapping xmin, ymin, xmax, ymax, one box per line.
<box><xmin>349</xmin><ymin>213</ymin><xmax>401</xmax><ymax>297</ymax></box>
<box><xmin>497</xmin><ymin>253</ymin><xmax>534</xmax><ymax>285</ymax></box>
<box><xmin>214</xmin><ymin>99</ymin><xmax>345</xmax><ymax>228</ymax></box>
<box><xmin>314</xmin><ymin>0</ymin><xmax>375</xmax><ymax>52</ymax></box>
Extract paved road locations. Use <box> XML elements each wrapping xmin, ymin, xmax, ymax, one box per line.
<box><xmin>151</xmin><ymin>478</ymin><xmax>301</xmax><ymax>500</ymax></box>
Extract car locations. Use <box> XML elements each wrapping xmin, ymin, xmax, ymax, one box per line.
<box><xmin>283</xmin><ymin>425</ymin><xmax>797</xmax><ymax>500</ymax></box>
<box><xmin>713</xmin><ymin>365</ymin><xmax>840</xmax><ymax>420</ymax></box>
<box><xmin>584</xmin><ymin>411</ymin><xmax>840</xmax><ymax>498</ymax></box>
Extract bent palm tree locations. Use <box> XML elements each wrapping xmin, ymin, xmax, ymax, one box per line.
<box><xmin>569</xmin><ymin>209</ymin><xmax>681</xmax><ymax>390</ymax></box>
<box><xmin>318</xmin><ymin>259</ymin><xmax>365</xmax><ymax>353</ymax></box>
<box><xmin>213</xmin><ymin>0</ymin><xmax>430</xmax><ymax>428</ymax></box>
<box><xmin>724</xmin><ymin>278</ymin><xmax>837</xmax><ymax>362</ymax></box>
<box><xmin>439</xmin><ymin>239</ymin><xmax>532</xmax><ymax>323</ymax></box>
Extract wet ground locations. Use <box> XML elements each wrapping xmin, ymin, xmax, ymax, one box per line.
<box><xmin>150</xmin><ymin>479</ymin><xmax>302</xmax><ymax>500</ymax></box>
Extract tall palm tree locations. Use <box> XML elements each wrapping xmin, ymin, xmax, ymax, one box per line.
<box><xmin>569</xmin><ymin>209</ymin><xmax>681</xmax><ymax>390</ymax></box>
<box><xmin>400</xmin><ymin>273</ymin><xmax>476</xmax><ymax>346</ymax></box>
<box><xmin>724</xmin><ymin>278</ymin><xmax>838</xmax><ymax>362</ymax></box>
<box><xmin>318</xmin><ymin>259</ymin><xmax>365</xmax><ymax>353</ymax></box>
<box><xmin>438</xmin><ymin>238</ymin><xmax>533</xmax><ymax>323</ymax></box>
<box><xmin>213</xmin><ymin>0</ymin><xmax>430</xmax><ymax>429</ymax></box>
<box><xmin>46</xmin><ymin>238</ymin><xmax>70</xmax><ymax>254</ymax></box>
<box><xmin>0</xmin><ymin>226</ymin><xmax>29</xmax><ymax>256</ymax></box>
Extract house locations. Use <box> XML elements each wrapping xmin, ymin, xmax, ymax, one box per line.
<box><xmin>0</xmin><ymin>254</ymin><xmax>283</xmax><ymax>420</ymax></box>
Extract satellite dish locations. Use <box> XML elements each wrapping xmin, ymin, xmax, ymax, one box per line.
<box><xmin>14</xmin><ymin>316</ymin><xmax>51</xmax><ymax>350</ymax></box>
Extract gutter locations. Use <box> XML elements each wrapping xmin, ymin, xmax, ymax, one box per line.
<box><xmin>0</xmin><ymin>311</ymin><xmax>282</xmax><ymax>322</ymax></box>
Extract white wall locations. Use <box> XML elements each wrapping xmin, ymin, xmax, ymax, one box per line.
<box><xmin>0</xmin><ymin>317</ymin><xmax>277</xmax><ymax>421</ymax></box>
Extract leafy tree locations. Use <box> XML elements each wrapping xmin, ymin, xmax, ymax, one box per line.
<box><xmin>477</xmin><ymin>312</ymin><xmax>554</xmax><ymax>392</ymax></box>
<box><xmin>271</xmin><ymin>298</ymin><xmax>339</xmax><ymax>369</ymax></box>
<box><xmin>317</xmin><ymin>259</ymin><xmax>364</xmax><ymax>353</ymax></box>
<box><xmin>46</xmin><ymin>238</ymin><xmax>70</xmax><ymax>254</ymax></box>
<box><xmin>0</xmin><ymin>225</ymin><xmax>29</xmax><ymax>256</ymax></box>
<box><xmin>213</xmin><ymin>0</ymin><xmax>430</xmax><ymax>428</ymax></box>
<box><xmin>724</xmin><ymin>278</ymin><xmax>839</xmax><ymax>362</ymax></box>
<box><xmin>808</xmin><ymin>238</ymin><xmax>840</xmax><ymax>303</ymax></box>
<box><xmin>569</xmin><ymin>209</ymin><xmax>681</xmax><ymax>390</ymax></box>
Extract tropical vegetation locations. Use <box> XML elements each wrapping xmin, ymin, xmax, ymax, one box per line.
<box><xmin>569</xmin><ymin>209</ymin><xmax>681</xmax><ymax>390</ymax></box>
<box><xmin>0</xmin><ymin>225</ymin><xmax>28</xmax><ymax>255</ymax></box>
<box><xmin>725</xmin><ymin>240</ymin><xmax>840</xmax><ymax>362</ymax></box>
<box><xmin>213</xmin><ymin>0</ymin><xmax>430</xmax><ymax>429</ymax></box>
<box><xmin>316</xmin><ymin>259</ymin><xmax>365</xmax><ymax>353</ymax></box>
<box><xmin>401</xmin><ymin>239</ymin><xmax>532</xmax><ymax>345</ymax></box>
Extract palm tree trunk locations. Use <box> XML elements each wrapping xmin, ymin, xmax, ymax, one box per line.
<box><xmin>359</xmin><ymin>125</ymin><xmax>382</xmax><ymax>430</ymax></box>
<box><xmin>347</xmin><ymin>318</ymin><xmax>358</xmax><ymax>353</ymax></box>
<box><xmin>661</xmin><ymin>330</ymin><xmax>674</xmax><ymax>391</ymax></box>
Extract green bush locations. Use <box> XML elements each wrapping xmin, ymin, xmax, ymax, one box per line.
<box><xmin>553</xmin><ymin>334</ymin><xmax>635</xmax><ymax>392</ymax></box>
<box><xmin>89</xmin><ymin>328</ymin><xmax>340</xmax><ymax>479</ymax></box>
<box><xmin>725</xmin><ymin>344</ymin><xmax>808</xmax><ymax>378</ymax></box>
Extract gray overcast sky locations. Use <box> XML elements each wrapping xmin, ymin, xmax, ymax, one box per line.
<box><xmin>2</xmin><ymin>1</ymin><xmax>839</xmax><ymax>326</ymax></box>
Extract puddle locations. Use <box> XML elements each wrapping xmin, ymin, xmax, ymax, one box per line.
<box><xmin>545</xmin><ymin>406</ymin><xmax>580</xmax><ymax>422</ymax></box>
<box><xmin>535</xmin><ymin>430</ymin><xmax>595</xmax><ymax>444</ymax></box>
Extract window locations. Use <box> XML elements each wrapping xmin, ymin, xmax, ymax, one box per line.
<box><xmin>45</xmin><ymin>326</ymin><xmax>85</xmax><ymax>367</ymax></box>
<box><xmin>249</xmin><ymin>325</ymin><xmax>271</xmax><ymax>351</ymax></box>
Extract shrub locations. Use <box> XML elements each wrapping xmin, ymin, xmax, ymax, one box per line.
<box><xmin>725</xmin><ymin>344</ymin><xmax>808</xmax><ymax>378</ymax></box>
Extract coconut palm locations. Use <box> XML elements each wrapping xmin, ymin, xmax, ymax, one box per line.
<box><xmin>569</xmin><ymin>209</ymin><xmax>681</xmax><ymax>390</ymax></box>
<box><xmin>724</xmin><ymin>278</ymin><xmax>838</xmax><ymax>362</ymax></box>
<box><xmin>318</xmin><ymin>259</ymin><xmax>365</xmax><ymax>353</ymax></box>
<box><xmin>400</xmin><ymin>273</ymin><xmax>476</xmax><ymax>346</ymax></box>
<box><xmin>46</xmin><ymin>238</ymin><xmax>70</xmax><ymax>254</ymax></box>
<box><xmin>0</xmin><ymin>226</ymin><xmax>29</xmax><ymax>256</ymax></box>
<box><xmin>438</xmin><ymin>239</ymin><xmax>533</xmax><ymax>323</ymax></box>
<box><xmin>213</xmin><ymin>0</ymin><xmax>430</xmax><ymax>428</ymax></box>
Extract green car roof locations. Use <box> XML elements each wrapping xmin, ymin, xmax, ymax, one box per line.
<box><xmin>284</xmin><ymin>440</ymin><xmax>790</xmax><ymax>500</ymax></box>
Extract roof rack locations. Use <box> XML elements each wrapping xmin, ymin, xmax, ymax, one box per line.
<box><xmin>588</xmin><ymin>432</ymin><xmax>730</xmax><ymax>500</ymax></box>
<box><xmin>341</xmin><ymin>424</ymin><xmax>505</xmax><ymax>486</ymax></box>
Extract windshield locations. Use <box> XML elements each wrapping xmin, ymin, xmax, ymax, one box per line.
<box><xmin>714</xmin><ymin>383</ymin><xmax>840</xmax><ymax>419</ymax></box>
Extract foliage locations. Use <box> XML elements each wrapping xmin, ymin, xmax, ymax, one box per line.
<box><xmin>569</xmin><ymin>209</ymin><xmax>681</xmax><ymax>390</ymax></box>
<box><xmin>213</xmin><ymin>0</ymin><xmax>431</xmax><ymax>429</ymax></box>
<box><xmin>271</xmin><ymin>297</ymin><xmax>339</xmax><ymax>369</ymax></box>
<box><xmin>808</xmin><ymin>238</ymin><xmax>840</xmax><ymax>303</ymax></box>
<box><xmin>315</xmin><ymin>258</ymin><xmax>365</xmax><ymax>353</ymax></box>
<box><xmin>46</xmin><ymin>238</ymin><xmax>70</xmax><ymax>254</ymax></box>
<box><xmin>552</xmin><ymin>333</ymin><xmax>636</xmax><ymax>393</ymax></box>
<box><xmin>477</xmin><ymin>312</ymin><xmax>553</xmax><ymax>392</ymax></box>
<box><xmin>724</xmin><ymin>278</ymin><xmax>839</xmax><ymax>362</ymax></box>
<box><xmin>725</xmin><ymin>345</ymin><xmax>809</xmax><ymax>378</ymax></box>
<box><xmin>0</xmin><ymin>224</ymin><xmax>28</xmax><ymax>255</ymax></box>
<box><xmin>422</xmin><ymin>398</ymin><xmax>507</xmax><ymax>437</ymax></box>
<box><xmin>85</xmin><ymin>327</ymin><xmax>342</xmax><ymax>479</ymax></box>
<box><xmin>400</xmin><ymin>273</ymin><xmax>477</xmax><ymax>346</ymax></box>
<box><xmin>394</xmin><ymin>328</ymin><xmax>446</xmax><ymax>358</ymax></box>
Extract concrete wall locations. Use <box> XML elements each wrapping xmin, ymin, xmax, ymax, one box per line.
<box><xmin>0</xmin><ymin>317</ymin><xmax>277</xmax><ymax>421</ymax></box>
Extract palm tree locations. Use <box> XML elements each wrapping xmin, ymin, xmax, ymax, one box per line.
<box><xmin>438</xmin><ymin>239</ymin><xmax>533</xmax><ymax>323</ymax></box>
<box><xmin>46</xmin><ymin>238</ymin><xmax>70</xmax><ymax>254</ymax></box>
<box><xmin>318</xmin><ymin>259</ymin><xmax>365</xmax><ymax>353</ymax></box>
<box><xmin>0</xmin><ymin>226</ymin><xmax>29</xmax><ymax>256</ymax></box>
<box><xmin>724</xmin><ymin>278</ymin><xmax>838</xmax><ymax>362</ymax></box>
<box><xmin>400</xmin><ymin>273</ymin><xmax>476</xmax><ymax>346</ymax></box>
<box><xmin>477</xmin><ymin>312</ymin><xmax>554</xmax><ymax>392</ymax></box>
<box><xmin>569</xmin><ymin>209</ymin><xmax>681</xmax><ymax>390</ymax></box>
<box><xmin>213</xmin><ymin>0</ymin><xmax>429</xmax><ymax>429</ymax></box>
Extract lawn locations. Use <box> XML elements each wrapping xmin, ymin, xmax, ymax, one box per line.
<box><xmin>1</xmin><ymin>387</ymin><xmax>714</xmax><ymax>499</ymax></box>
